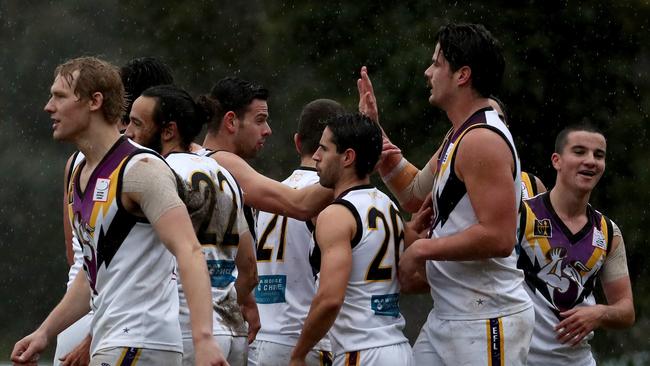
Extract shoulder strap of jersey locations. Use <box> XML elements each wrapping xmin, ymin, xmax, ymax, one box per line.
<box><xmin>602</xmin><ymin>214</ymin><xmax>614</xmax><ymax>256</ymax></box>
<box><xmin>330</xmin><ymin>198</ymin><xmax>363</xmax><ymax>249</ymax></box>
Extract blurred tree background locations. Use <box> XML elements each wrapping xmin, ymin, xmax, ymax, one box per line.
<box><xmin>1</xmin><ymin>0</ymin><xmax>648</xmax><ymax>363</ymax></box>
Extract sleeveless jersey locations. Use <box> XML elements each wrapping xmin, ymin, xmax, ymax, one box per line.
<box><xmin>518</xmin><ymin>192</ymin><xmax>614</xmax><ymax>364</ymax></box>
<box><xmin>254</xmin><ymin>168</ymin><xmax>330</xmax><ymax>350</ymax></box>
<box><xmin>65</xmin><ymin>151</ymin><xmax>87</xmax><ymax>289</ymax></box>
<box><xmin>521</xmin><ymin>171</ymin><xmax>542</xmax><ymax>200</ymax></box>
<box><xmin>320</xmin><ymin>185</ymin><xmax>409</xmax><ymax>354</ymax></box>
<box><xmin>166</xmin><ymin>152</ymin><xmax>249</xmax><ymax>338</ymax></box>
<box><xmin>67</xmin><ymin>137</ymin><xmax>181</xmax><ymax>354</ymax></box>
<box><xmin>426</xmin><ymin>108</ymin><xmax>531</xmax><ymax>320</ymax></box>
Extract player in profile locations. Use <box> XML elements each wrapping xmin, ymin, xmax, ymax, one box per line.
<box><xmin>487</xmin><ymin>96</ymin><xmax>546</xmax><ymax>199</ymax></box>
<box><xmin>517</xmin><ymin>125</ymin><xmax>634</xmax><ymax>365</ymax></box>
<box><xmin>358</xmin><ymin>23</ymin><xmax>534</xmax><ymax>364</ymax></box>
<box><xmin>289</xmin><ymin>114</ymin><xmax>412</xmax><ymax>366</ymax></box>
<box><xmin>54</xmin><ymin>56</ymin><xmax>177</xmax><ymax>366</ymax></box>
<box><xmin>11</xmin><ymin>57</ymin><xmax>224</xmax><ymax>366</ymax></box>
<box><xmin>198</xmin><ymin>77</ymin><xmax>334</xmax><ymax>226</ymax></box>
<box><xmin>248</xmin><ymin>99</ymin><xmax>346</xmax><ymax>366</ymax></box>
<box><xmin>125</xmin><ymin>84</ymin><xmax>258</xmax><ymax>366</ymax></box>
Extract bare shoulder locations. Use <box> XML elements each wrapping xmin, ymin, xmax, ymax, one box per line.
<box><xmin>316</xmin><ymin>204</ymin><xmax>357</xmax><ymax>242</ymax></box>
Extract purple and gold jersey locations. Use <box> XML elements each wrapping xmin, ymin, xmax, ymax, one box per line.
<box><xmin>518</xmin><ymin>192</ymin><xmax>613</xmax><ymax>365</ymax></box>
<box><xmin>68</xmin><ymin>137</ymin><xmax>182</xmax><ymax>355</ymax></box>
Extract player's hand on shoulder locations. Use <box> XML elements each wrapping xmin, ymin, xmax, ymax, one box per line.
<box><xmin>11</xmin><ymin>330</ymin><xmax>48</xmax><ymax>365</ymax></box>
<box><xmin>193</xmin><ymin>336</ymin><xmax>230</xmax><ymax>366</ymax></box>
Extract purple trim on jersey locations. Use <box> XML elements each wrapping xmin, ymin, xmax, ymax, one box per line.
<box><xmin>435</xmin><ymin>107</ymin><xmax>491</xmax><ymax>173</ymax></box>
<box><xmin>72</xmin><ymin>136</ymin><xmax>137</xmax><ymax>221</ymax></box>
<box><xmin>522</xmin><ymin>192</ymin><xmax>605</xmax><ymax>312</ymax></box>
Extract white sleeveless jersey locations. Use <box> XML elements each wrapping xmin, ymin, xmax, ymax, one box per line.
<box><xmin>427</xmin><ymin>108</ymin><xmax>531</xmax><ymax>320</ymax></box>
<box><xmin>254</xmin><ymin>168</ymin><xmax>330</xmax><ymax>350</ymax></box>
<box><xmin>321</xmin><ymin>185</ymin><xmax>409</xmax><ymax>354</ymax></box>
<box><xmin>65</xmin><ymin>151</ymin><xmax>86</xmax><ymax>289</ymax></box>
<box><xmin>166</xmin><ymin>152</ymin><xmax>249</xmax><ymax>338</ymax></box>
<box><xmin>67</xmin><ymin>137</ymin><xmax>181</xmax><ymax>354</ymax></box>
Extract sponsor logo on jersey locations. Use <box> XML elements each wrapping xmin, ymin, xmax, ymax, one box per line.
<box><xmin>533</xmin><ymin>219</ymin><xmax>552</xmax><ymax>237</ymax></box>
<box><xmin>93</xmin><ymin>178</ymin><xmax>111</xmax><ymax>202</ymax></box>
<box><xmin>592</xmin><ymin>228</ymin><xmax>607</xmax><ymax>250</ymax></box>
<box><xmin>371</xmin><ymin>293</ymin><xmax>400</xmax><ymax>317</ymax></box>
<box><xmin>255</xmin><ymin>274</ymin><xmax>287</xmax><ymax>304</ymax></box>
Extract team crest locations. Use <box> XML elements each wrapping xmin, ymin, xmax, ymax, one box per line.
<box><xmin>533</xmin><ymin>219</ymin><xmax>552</xmax><ymax>237</ymax></box>
<box><xmin>592</xmin><ymin>228</ymin><xmax>607</xmax><ymax>250</ymax></box>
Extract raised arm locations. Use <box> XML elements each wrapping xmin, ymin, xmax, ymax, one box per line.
<box><xmin>290</xmin><ymin>205</ymin><xmax>354</xmax><ymax>365</ymax></box>
<box><xmin>212</xmin><ymin>152</ymin><xmax>332</xmax><ymax>220</ymax></box>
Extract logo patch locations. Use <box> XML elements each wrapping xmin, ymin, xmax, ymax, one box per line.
<box><xmin>534</xmin><ymin>219</ymin><xmax>552</xmax><ymax>237</ymax></box>
<box><xmin>592</xmin><ymin>228</ymin><xmax>607</xmax><ymax>250</ymax></box>
<box><xmin>93</xmin><ymin>178</ymin><xmax>110</xmax><ymax>202</ymax></box>
<box><xmin>255</xmin><ymin>275</ymin><xmax>286</xmax><ymax>304</ymax></box>
<box><xmin>371</xmin><ymin>293</ymin><xmax>400</xmax><ymax>317</ymax></box>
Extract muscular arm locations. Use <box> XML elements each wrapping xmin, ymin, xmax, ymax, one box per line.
<box><xmin>11</xmin><ymin>270</ymin><xmax>91</xmax><ymax>364</ymax></box>
<box><xmin>234</xmin><ymin>230</ymin><xmax>258</xmax><ymax>303</ymax></box>
<box><xmin>212</xmin><ymin>152</ymin><xmax>332</xmax><ymax>220</ymax></box>
<box><xmin>290</xmin><ymin>205</ymin><xmax>354</xmax><ymax>363</ymax></box>
<box><xmin>404</xmin><ymin>129</ymin><xmax>518</xmax><ymax>263</ymax></box>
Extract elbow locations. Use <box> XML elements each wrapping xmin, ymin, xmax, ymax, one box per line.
<box><xmin>494</xmin><ymin>243</ymin><xmax>515</xmax><ymax>258</ymax></box>
<box><xmin>317</xmin><ymin>295</ymin><xmax>344</xmax><ymax>315</ymax></box>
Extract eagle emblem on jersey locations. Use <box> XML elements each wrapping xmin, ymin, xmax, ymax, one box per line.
<box><xmin>533</xmin><ymin>219</ymin><xmax>552</xmax><ymax>237</ymax></box>
<box><xmin>537</xmin><ymin>247</ymin><xmax>591</xmax><ymax>313</ymax></box>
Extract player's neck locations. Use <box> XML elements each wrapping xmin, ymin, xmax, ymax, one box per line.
<box><xmin>549</xmin><ymin>186</ymin><xmax>590</xmax><ymax>220</ymax></box>
<box><xmin>299</xmin><ymin>156</ymin><xmax>316</xmax><ymax>168</ymax></box>
<box><xmin>333</xmin><ymin>174</ymin><xmax>370</xmax><ymax>198</ymax></box>
<box><xmin>446</xmin><ymin>94</ymin><xmax>490</xmax><ymax>131</ymax></box>
<box><xmin>161</xmin><ymin>140</ymin><xmax>186</xmax><ymax>156</ymax></box>
<box><xmin>75</xmin><ymin>119</ymin><xmax>121</xmax><ymax>166</ymax></box>
<box><xmin>203</xmin><ymin>131</ymin><xmax>236</xmax><ymax>154</ymax></box>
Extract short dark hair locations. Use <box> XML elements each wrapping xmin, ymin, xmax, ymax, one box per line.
<box><xmin>120</xmin><ymin>57</ymin><xmax>174</xmax><ymax>122</ymax></box>
<box><xmin>554</xmin><ymin>124</ymin><xmax>605</xmax><ymax>153</ymax></box>
<box><xmin>141</xmin><ymin>85</ymin><xmax>212</xmax><ymax>150</ymax></box>
<box><xmin>202</xmin><ymin>77</ymin><xmax>269</xmax><ymax>132</ymax></box>
<box><xmin>298</xmin><ymin>99</ymin><xmax>346</xmax><ymax>156</ymax></box>
<box><xmin>435</xmin><ymin>23</ymin><xmax>505</xmax><ymax>97</ymax></box>
<box><xmin>326</xmin><ymin>114</ymin><xmax>382</xmax><ymax>179</ymax></box>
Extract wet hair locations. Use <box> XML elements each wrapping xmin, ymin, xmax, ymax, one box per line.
<box><xmin>199</xmin><ymin>77</ymin><xmax>269</xmax><ymax>132</ymax></box>
<box><xmin>435</xmin><ymin>23</ymin><xmax>505</xmax><ymax>97</ymax></box>
<box><xmin>54</xmin><ymin>56</ymin><xmax>125</xmax><ymax>124</ymax></box>
<box><xmin>297</xmin><ymin>99</ymin><xmax>346</xmax><ymax>156</ymax></box>
<box><xmin>325</xmin><ymin>114</ymin><xmax>382</xmax><ymax>179</ymax></box>
<box><xmin>141</xmin><ymin>85</ymin><xmax>212</xmax><ymax>150</ymax></box>
<box><xmin>120</xmin><ymin>57</ymin><xmax>174</xmax><ymax>123</ymax></box>
<box><xmin>554</xmin><ymin>124</ymin><xmax>605</xmax><ymax>153</ymax></box>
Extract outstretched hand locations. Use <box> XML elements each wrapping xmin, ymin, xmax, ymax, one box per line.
<box><xmin>357</xmin><ymin>66</ymin><xmax>380</xmax><ymax>125</ymax></box>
